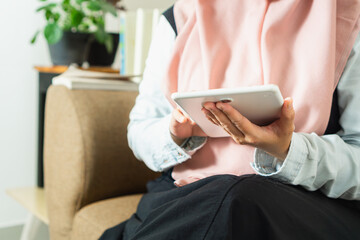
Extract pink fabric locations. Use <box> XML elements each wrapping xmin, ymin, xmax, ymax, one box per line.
<box><xmin>163</xmin><ymin>0</ymin><xmax>360</xmax><ymax>186</ymax></box>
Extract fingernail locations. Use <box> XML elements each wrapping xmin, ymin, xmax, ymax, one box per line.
<box><xmin>287</xmin><ymin>98</ymin><xmax>293</xmax><ymax>109</ymax></box>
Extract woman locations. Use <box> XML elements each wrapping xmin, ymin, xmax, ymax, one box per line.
<box><xmin>101</xmin><ymin>1</ymin><xmax>360</xmax><ymax>239</ymax></box>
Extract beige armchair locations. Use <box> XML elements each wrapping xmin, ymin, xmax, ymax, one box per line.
<box><xmin>44</xmin><ymin>85</ymin><xmax>160</xmax><ymax>240</ymax></box>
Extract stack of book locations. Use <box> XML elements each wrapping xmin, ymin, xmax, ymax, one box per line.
<box><xmin>52</xmin><ymin>66</ymin><xmax>139</xmax><ymax>91</ymax></box>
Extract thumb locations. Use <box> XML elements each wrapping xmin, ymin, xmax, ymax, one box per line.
<box><xmin>280</xmin><ymin>97</ymin><xmax>295</xmax><ymax>125</ymax></box>
<box><xmin>173</xmin><ymin>108</ymin><xmax>187</xmax><ymax>123</ymax></box>
<box><xmin>193</xmin><ymin>124</ymin><xmax>208</xmax><ymax>137</ymax></box>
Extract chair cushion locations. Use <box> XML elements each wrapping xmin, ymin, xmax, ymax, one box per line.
<box><xmin>71</xmin><ymin>194</ymin><xmax>143</xmax><ymax>240</ymax></box>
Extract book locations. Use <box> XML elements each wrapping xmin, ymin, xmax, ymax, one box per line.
<box><xmin>119</xmin><ymin>9</ymin><xmax>161</xmax><ymax>79</ymax></box>
<box><xmin>119</xmin><ymin>11</ymin><xmax>137</xmax><ymax>75</ymax></box>
<box><xmin>52</xmin><ymin>66</ymin><xmax>139</xmax><ymax>91</ymax></box>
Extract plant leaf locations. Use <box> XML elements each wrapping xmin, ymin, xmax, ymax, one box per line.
<box><xmin>30</xmin><ymin>30</ymin><xmax>41</xmax><ymax>44</ymax></box>
<box><xmin>70</xmin><ymin>10</ymin><xmax>84</xmax><ymax>27</ymax></box>
<box><xmin>100</xmin><ymin>2</ymin><xmax>117</xmax><ymax>16</ymax></box>
<box><xmin>44</xmin><ymin>23</ymin><xmax>63</xmax><ymax>44</ymax></box>
<box><xmin>45</xmin><ymin>10</ymin><xmax>52</xmax><ymax>20</ymax></box>
<box><xmin>104</xmin><ymin>33</ymin><xmax>113</xmax><ymax>53</ymax></box>
<box><xmin>87</xmin><ymin>1</ymin><xmax>101</xmax><ymax>11</ymax></box>
<box><xmin>62</xmin><ymin>0</ymin><xmax>71</xmax><ymax>11</ymax></box>
<box><xmin>36</xmin><ymin>3</ymin><xmax>57</xmax><ymax>12</ymax></box>
<box><xmin>54</xmin><ymin>12</ymin><xmax>60</xmax><ymax>22</ymax></box>
<box><xmin>75</xmin><ymin>0</ymin><xmax>86</xmax><ymax>4</ymax></box>
<box><xmin>94</xmin><ymin>27</ymin><xmax>106</xmax><ymax>43</ymax></box>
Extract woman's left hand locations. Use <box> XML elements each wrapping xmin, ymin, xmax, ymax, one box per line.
<box><xmin>202</xmin><ymin>98</ymin><xmax>295</xmax><ymax>161</ymax></box>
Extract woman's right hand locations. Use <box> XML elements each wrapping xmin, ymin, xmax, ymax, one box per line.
<box><xmin>170</xmin><ymin>108</ymin><xmax>207</xmax><ymax>146</ymax></box>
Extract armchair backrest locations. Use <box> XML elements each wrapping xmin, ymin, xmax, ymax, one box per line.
<box><xmin>44</xmin><ymin>86</ymin><xmax>160</xmax><ymax>239</ymax></box>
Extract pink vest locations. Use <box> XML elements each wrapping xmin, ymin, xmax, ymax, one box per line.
<box><xmin>163</xmin><ymin>0</ymin><xmax>360</xmax><ymax>186</ymax></box>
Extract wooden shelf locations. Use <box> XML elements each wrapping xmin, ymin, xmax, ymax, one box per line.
<box><xmin>34</xmin><ymin>66</ymin><xmax>120</xmax><ymax>74</ymax></box>
<box><xmin>6</xmin><ymin>187</ymin><xmax>48</xmax><ymax>224</ymax></box>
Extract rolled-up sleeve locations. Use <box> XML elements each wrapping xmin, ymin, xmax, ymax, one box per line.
<box><xmin>252</xmin><ymin>33</ymin><xmax>360</xmax><ymax>200</ymax></box>
<box><xmin>127</xmin><ymin>16</ymin><xmax>206</xmax><ymax>172</ymax></box>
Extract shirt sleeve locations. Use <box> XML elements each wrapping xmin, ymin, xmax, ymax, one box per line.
<box><xmin>127</xmin><ymin>16</ymin><xmax>207</xmax><ymax>172</ymax></box>
<box><xmin>252</xmin><ymin>33</ymin><xmax>360</xmax><ymax>200</ymax></box>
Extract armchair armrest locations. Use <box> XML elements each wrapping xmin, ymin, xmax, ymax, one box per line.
<box><xmin>43</xmin><ymin>85</ymin><xmax>159</xmax><ymax>239</ymax></box>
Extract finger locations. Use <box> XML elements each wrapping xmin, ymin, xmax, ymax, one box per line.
<box><xmin>202</xmin><ymin>107</ymin><xmax>220</xmax><ymax>125</ymax></box>
<box><xmin>279</xmin><ymin>98</ymin><xmax>295</xmax><ymax>132</ymax></box>
<box><xmin>204</xmin><ymin>105</ymin><xmax>239</xmax><ymax>138</ymax></box>
<box><xmin>173</xmin><ymin>108</ymin><xmax>188</xmax><ymax>124</ymax></box>
<box><xmin>203</xmin><ymin>102</ymin><xmax>244</xmax><ymax>138</ymax></box>
<box><xmin>192</xmin><ymin>125</ymin><xmax>208</xmax><ymax>137</ymax></box>
<box><xmin>215</xmin><ymin>102</ymin><xmax>258</xmax><ymax>135</ymax></box>
<box><xmin>205</xmin><ymin>112</ymin><xmax>219</xmax><ymax>126</ymax></box>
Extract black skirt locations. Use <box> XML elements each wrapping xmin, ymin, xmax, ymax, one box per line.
<box><xmin>99</xmin><ymin>171</ymin><xmax>360</xmax><ymax>240</ymax></box>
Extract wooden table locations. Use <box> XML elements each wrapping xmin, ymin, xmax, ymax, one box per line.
<box><xmin>34</xmin><ymin>66</ymin><xmax>120</xmax><ymax>74</ymax></box>
<box><xmin>6</xmin><ymin>187</ymin><xmax>48</xmax><ymax>224</ymax></box>
<box><xmin>6</xmin><ymin>187</ymin><xmax>48</xmax><ymax>240</ymax></box>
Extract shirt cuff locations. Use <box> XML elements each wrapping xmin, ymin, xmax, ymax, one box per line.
<box><xmin>251</xmin><ymin>133</ymin><xmax>309</xmax><ymax>183</ymax></box>
<box><xmin>181</xmin><ymin>136</ymin><xmax>207</xmax><ymax>156</ymax></box>
<box><xmin>152</xmin><ymin>115</ymin><xmax>194</xmax><ymax>171</ymax></box>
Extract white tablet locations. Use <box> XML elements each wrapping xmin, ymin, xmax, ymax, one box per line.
<box><xmin>171</xmin><ymin>85</ymin><xmax>284</xmax><ymax>138</ymax></box>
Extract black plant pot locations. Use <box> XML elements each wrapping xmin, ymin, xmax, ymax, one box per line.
<box><xmin>87</xmin><ymin>33</ymin><xmax>119</xmax><ymax>66</ymax></box>
<box><xmin>48</xmin><ymin>31</ymin><xmax>90</xmax><ymax>66</ymax></box>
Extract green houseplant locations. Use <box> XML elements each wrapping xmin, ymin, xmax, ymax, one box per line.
<box><xmin>32</xmin><ymin>0</ymin><xmax>120</xmax><ymax>66</ymax></box>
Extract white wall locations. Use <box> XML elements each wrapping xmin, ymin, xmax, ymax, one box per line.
<box><xmin>0</xmin><ymin>0</ymin><xmax>50</xmax><ymax>228</ymax></box>
<box><xmin>0</xmin><ymin>0</ymin><xmax>174</xmax><ymax>237</ymax></box>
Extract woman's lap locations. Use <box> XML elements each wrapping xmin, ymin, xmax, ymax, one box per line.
<box><xmin>99</xmin><ymin>173</ymin><xmax>360</xmax><ymax>240</ymax></box>
<box><xmin>206</xmin><ymin>175</ymin><xmax>360</xmax><ymax>239</ymax></box>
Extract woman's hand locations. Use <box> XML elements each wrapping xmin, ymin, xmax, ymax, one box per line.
<box><xmin>170</xmin><ymin>108</ymin><xmax>207</xmax><ymax>146</ymax></box>
<box><xmin>202</xmin><ymin>98</ymin><xmax>295</xmax><ymax>161</ymax></box>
